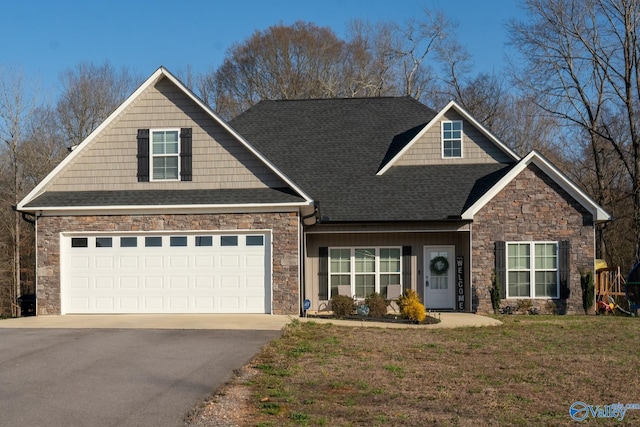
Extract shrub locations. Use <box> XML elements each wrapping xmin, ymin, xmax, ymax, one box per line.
<box><xmin>330</xmin><ymin>294</ymin><xmax>355</xmax><ymax>317</ymax></box>
<box><xmin>365</xmin><ymin>293</ymin><xmax>388</xmax><ymax>318</ymax></box>
<box><xmin>489</xmin><ymin>271</ymin><xmax>501</xmax><ymax>314</ymax></box>
<box><xmin>397</xmin><ymin>289</ymin><xmax>426</xmax><ymax>323</ymax></box>
<box><xmin>580</xmin><ymin>269</ymin><xmax>594</xmax><ymax>314</ymax></box>
<box><xmin>402</xmin><ymin>301</ymin><xmax>427</xmax><ymax>323</ymax></box>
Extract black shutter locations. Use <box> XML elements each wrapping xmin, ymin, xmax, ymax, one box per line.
<box><xmin>318</xmin><ymin>247</ymin><xmax>329</xmax><ymax>300</ymax></box>
<box><xmin>137</xmin><ymin>129</ymin><xmax>149</xmax><ymax>182</ymax></box>
<box><xmin>402</xmin><ymin>246</ymin><xmax>412</xmax><ymax>291</ymax></box>
<box><xmin>559</xmin><ymin>240</ymin><xmax>571</xmax><ymax>299</ymax></box>
<box><xmin>180</xmin><ymin>128</ymin><xmax>192</xmax><ymax>181</ymax></box>
<box><xmin>495</xmin><ymin>241</ymin><xmax>506</xmax><ymax>298</ymax></box>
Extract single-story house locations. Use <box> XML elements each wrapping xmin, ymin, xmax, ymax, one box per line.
<box><xmin>17</xmin><ymin>67</ymin><xmax>611</xmax><ymax>315</ymax></box>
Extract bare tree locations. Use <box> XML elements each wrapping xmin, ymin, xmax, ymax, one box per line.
<box><xmin>509</xmin><ymin>0</ymin><xmax>640</xmax><ymax>267</ymax></box>
<box><xmin>57</xmin><ymin>61</ymin><xmax>139</xmax><ymax>148</ymax></box>
<box><xmin>198</xmin><ymin>12</ymin><xmax>463</xmax><ymax>119</ymax></box>
<box><xmin>344</xmin><ymin>19</ymin><xmax>401</xmax><ymax>97</ymax></box>
<box><xmin>199</xmin><ymin>22</ymin><xmax>359</xmax><ymax>119</ymax></box>
<box><xmin>0</xmin><ymin>66</ymin><xmax>39</xmax><ymax>316</ymax></box>
<box><xmin>395</xmin><ymin>10</ymin><xmax>455</xmax><ymax>101</ymax></box>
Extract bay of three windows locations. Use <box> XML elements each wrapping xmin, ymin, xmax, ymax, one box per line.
<box><xmin>329</xmin><ymin>247</ymin><xmax>402</xmax><ymax>299</ymax></box>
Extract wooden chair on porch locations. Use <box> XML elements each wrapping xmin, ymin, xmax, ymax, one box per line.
<box><xmin>337</xmin><ymin>285</ymin><xmax>351</xmax><ymax>297</ymax></box>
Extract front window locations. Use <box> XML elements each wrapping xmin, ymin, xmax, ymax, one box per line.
<box><xmin>507</xmin><ymin>242</ymin><xmax>558</xmax><ymax>298</ymax></box>
<box><xmin>151</xmin><ymin>129</ymin><xmax>179</xmax><ymax>180</ymax></box>
<box><xmin>329</xmin><ymin>247</ymin><xmax>402</xmax><ymax>299</ymax></box>
<box><xmin>442</xmin><ymin>120</ymin><xmax>462</xmax><ymax>158</ymax></box>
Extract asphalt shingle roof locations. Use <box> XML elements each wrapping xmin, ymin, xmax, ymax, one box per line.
<box><xmin>230</xmin><ymin>97</ymin><xmax>514</xmax><ymax>222</ymax></box>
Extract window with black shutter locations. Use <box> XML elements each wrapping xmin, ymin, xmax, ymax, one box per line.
<box><xmin>138</xmin><ymin>128</ymin><xmax>192</xmax><ymax>181</ymax></box>
<box><xmin>495</xmin><ymin>241</ymin><xmax>506</xmax><ymax>299</ymax></box>
<box><xmin>137</xmin><ymin>129</ymin><xmax>150</xmax><ymax>182</ymax></box>
<box><xmin>559</xmin><ymin>240</ymin><xmax>571</xmax><ymax>299</ymax></box>
<box><xmin>402</xmin><ymin>246</ymin><xmax>412</xmax><ymax>291</ymax></box>
<box><xmin>318</xmin><ymin>247</ymin><xmax>329</xmax><ymax>300</ymax></box>
<box><xmin>180</xmin><ymin>128</ymin><xmax>192</xmax><ymax>181</ymax></box>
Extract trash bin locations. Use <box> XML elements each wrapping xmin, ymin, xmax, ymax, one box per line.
<box><xmin>17</xmin><ymin>294</ymin><xmax>37</xmax><ymax>317</ymax></box>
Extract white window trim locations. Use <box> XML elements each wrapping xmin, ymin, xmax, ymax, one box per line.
<box><xmin>150</xmin><ymin>128</ymin><xmax>180</xmax><ymax>181</ymax></box>
<box><xmin>506</xmin><ymin>241</ymin><xmax>559</xmax><ymax>299</ymax></box>
<box><xmin>328</xmin><ymin>246</ymin><xmax>402</xmax><ymax>299</ymax></box>
<box><xmin>441</xmin><ymin>120</ymin><xmax>463</xmax><ymax>159</ymax></box>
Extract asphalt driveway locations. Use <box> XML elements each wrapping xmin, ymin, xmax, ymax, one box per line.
<box><xmin>0</xmin><ymin>327</ymin><xmax>282</xmax><ymax>426</ymax></box>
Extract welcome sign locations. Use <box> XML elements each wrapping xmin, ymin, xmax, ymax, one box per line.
<box><xmin>456</xmin><ymin>256</ymin><xmax>464</xmax><ymax>311</ymax></box>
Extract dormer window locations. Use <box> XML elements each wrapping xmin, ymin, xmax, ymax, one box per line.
<box><xmin>442</xmin><ymin>120</ymin><xmax>463</xmax><ymax>158</ymax></box>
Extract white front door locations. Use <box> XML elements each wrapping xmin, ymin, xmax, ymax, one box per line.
<box><xmin>423</xmin><ymin>246</ymin><xmax>455</xmax><ymax>309</ymax></box>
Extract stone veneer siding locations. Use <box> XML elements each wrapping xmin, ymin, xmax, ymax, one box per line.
<box><xmin>35</xmin><ymin>212</ymin><xmax>300</xmax><ymax>315</ymax></box>
<box><xmin>472</xmin><ymin>164</ymin><xmax>594</xmax><ymax>314</ymax></box>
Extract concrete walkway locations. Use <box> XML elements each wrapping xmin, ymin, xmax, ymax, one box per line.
<box><xmin>0</xmin><ymin>312</ymin><xmax>501</xmax><ymax>330</ymax></box>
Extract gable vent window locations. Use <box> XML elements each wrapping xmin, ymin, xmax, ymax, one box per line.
<box><xmin>442</xmin><ymin>120</ymin><xmax>463</xmax><ymax>158</ymax></box>
<box><xmin>137</xmin><ymin>128</ymin><xmax>192</xmax><ymax>182</ymax></box>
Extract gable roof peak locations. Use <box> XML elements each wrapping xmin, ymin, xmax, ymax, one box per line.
<box><xmin>18</xmin><ymin>66</ymin><xmax>314</xmax><ymax>211</ymax></box>
<box><xmin>461</xmin><ymin>149</ymin><xmax>611</xmax><ymax>223</ymax></box>
<box><xmin>376</xmin><ymin>99</ymin><xmax>520</xmax><ymax>175</ymax></box>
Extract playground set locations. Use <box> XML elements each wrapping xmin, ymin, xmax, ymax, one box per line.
<box><xmin>595</xmin><ymin>261</ymin><xmax>640</xmax><ymax>316</ymax></box>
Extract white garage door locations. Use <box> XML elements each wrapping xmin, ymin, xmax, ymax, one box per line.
<box><xmin>61</xmin><ymin>232</ymin><xmax>271</xmax><ymax>314</ymax></box>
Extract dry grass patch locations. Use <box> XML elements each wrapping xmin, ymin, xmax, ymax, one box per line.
<box><xmin>195</xmin><ymin>316</ymin><xmax>640</xmax><ymax>426</ymax></box>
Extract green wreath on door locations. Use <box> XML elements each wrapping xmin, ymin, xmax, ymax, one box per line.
<box><xmin>430</xmin><ymin>256</ymin><xmax>449</xmax><ymax>275</ymax></box>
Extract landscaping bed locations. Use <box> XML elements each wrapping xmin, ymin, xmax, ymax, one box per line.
<box><xmin>306</xmin><ymin>312</ymin><xmax>441</xmax><ymax>325</ymax></box>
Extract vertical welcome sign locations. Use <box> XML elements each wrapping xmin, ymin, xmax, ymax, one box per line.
<box><xmin>456</xmin><ymin>256</ymin><xmax>464</xmax><ymax>311</ymax></box>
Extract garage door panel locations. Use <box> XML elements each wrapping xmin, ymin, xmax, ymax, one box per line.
<box><xmin>169</xmin><ymin>276</ymin><xmax>189</xmax><ymax>288</ymax></box>
<box><xmin>195</xmin><ymin>297</ymin><xmax>214</xmax><ymax>309</ymax></box>
<box><xmin>95</xmin><ymin>277</ymin><xmax>114</xmax><ymax>289</ymax></box>
<box><xmin>220</xmin><ymin>297</ymin><xmax>240</xmax><ymax>310</ymax></box>
<box><xmin>120</xmin><ymin>298</ymin><xmax>139</xmax><ymax>310</ymax></box>
<box><xmin>245</xmin><ymin>255</ymin><xmax>264</xmax><ymax>268</ymax></box>
<box><xmin>195</xmin><ymin>256</ymin><xmax>214</xmax><ymax>268</ymax></box>
<box><xmin>195</xmin><ymin>276</ymin><xmax>214</xmax><ymax>288</ymax></box>
<box><xmin>169</xmin><ymin>297</ymin><xmax>189</xmax><ymax>309</ymax></box>
<box><xmin>69</xmin><ymin>297</ymin><xmax>89</xmax><ymax>310</ymax></box>
<box><xmin>144</xmin><ymin>297</ymin><xmax>164</xmax><ymax>309</ymax></box>
<box><xmin>169</xmin><ymin>256</ymin><xmax>189</xmax><ymax>268</ymax></box>
<box><xmin>220</xmin><ymin>276</ymin><xmax>240</xmax><ymax>288</ymax></box>
<box><xmin>71</xmin><ymin>256</ymin><xmax>90</xmax><ymax>269</ymax></box>
<box><xmin>246</xmin><ymin>276</ymin><xmax>265</xmax><ymax>288</ymax></box>
<box><xmin>70</xmin><ymin>277</ymin><xmax>90</xmax><ymax>289</ymax></box>
<box><xmin>120</xmin><ymin>277</ymin><xmax>139</xmax><ymax>289</ymax></box>
<box><xmin>95</xmin><ymin>298</ymin><xmax>114</xmax><ymax>310</ymax></box>
<box><xmin>95</xmin><ymin>256</ymin><xmax>114</xmax><ymax>269</ymax></box>
<box><xmin>119</xmin><ymin>256</ymin><xmax>139</xmax><ymax>268</ymax></box>
<box><xmin>62</xmin><ymin>232</ymin><xmax>271</xmax><ymax>314</ymax></box>
<box><xmin>220</xmin><ymin>255</ymin><xmax>239</xmax><ymax>268</ymax></box>
<box><xmin>144</xmin><ymin>277</ymin><xmax>164</xmax><ymax>289</ymax></box>
<box><xmin>245</xmin><ymin>297</ymin><xmax>265</xmax><ymax>310</ymax></box>
<box><xmin>144</xmin><ymin>256</ymin><xmax>164</xmax><ymax>268</ymax></box>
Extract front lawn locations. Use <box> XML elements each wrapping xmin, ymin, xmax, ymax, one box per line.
<box><xmin>196</xmin><ymin>316</ymin><xmax>640</xmax><ymax>426</ymax></box>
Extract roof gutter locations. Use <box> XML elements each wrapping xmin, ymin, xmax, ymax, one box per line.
<box><xmin>20</xmin><ymin>201</ymin><xmax>314</xmax><ymax>217</ymax></box>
